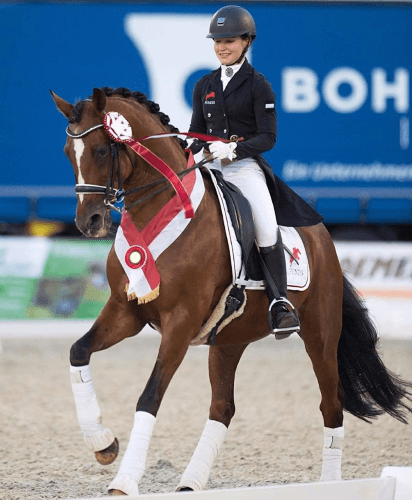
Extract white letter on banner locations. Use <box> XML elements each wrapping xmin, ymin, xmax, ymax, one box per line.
<box><xmin>322</xmin><ymin>67</ymin><xmax>368</xmax><ymax>113</ymax></box>
<box><xmin>282</xmin><ymin>68</ymin><xmax>320</xmax><ymax>112</ymax></box>
<box><xmin>372</xmin><ymin>68</ymin><xmax>409</xmax><ymax>113</ymax></box>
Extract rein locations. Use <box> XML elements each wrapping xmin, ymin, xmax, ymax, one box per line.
<box><xmin>66</xmin><ymin>121</ymin><xmax>215</xmax><ymax>215</ymax></box>
<box><xmin>121</xmin><ymin>158</ymin><xmax>210</xmax><ymax>211</ymax></box>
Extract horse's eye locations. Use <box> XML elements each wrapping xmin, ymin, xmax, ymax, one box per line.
<box><xmin>95</xmin><ymin>145</ymin><xmax>109</xmax><ymax>158</ymax></box>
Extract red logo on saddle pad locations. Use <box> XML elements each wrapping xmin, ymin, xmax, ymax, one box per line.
<box><xmin>205</xmin><ymin>91</ymin><xmax>215</xmax><ymax>100</ymax></box>
<box><xmin>290</xmin><ymin>247</ymin><xmax>301</xmax><ymax>265</ymax></box>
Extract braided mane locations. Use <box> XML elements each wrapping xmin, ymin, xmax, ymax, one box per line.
<box><xmin>70</xmin><ymin>86</ymin><xmax>187</xmax><ymax>150</ymax></box>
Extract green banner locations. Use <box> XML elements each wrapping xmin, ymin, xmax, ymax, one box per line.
<box><xmin>0</xmin><ymin>237</ymin><xmax>112</xmax><ymax>319</ymax></box>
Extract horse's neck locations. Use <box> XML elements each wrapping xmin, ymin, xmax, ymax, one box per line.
<box><xmin>111</xmin><ymin>97</ymin><xmax>186</xmax><ymax>230</ymax></box>
<box><xmin>121</xmin><ymin>103</ymin><xmax>188</xmax><ymax>230</ymax></box>
<box><xmin>124</xmin><ymin>154</ymin><xmax>184</xmax><ymax>230</ymax></box>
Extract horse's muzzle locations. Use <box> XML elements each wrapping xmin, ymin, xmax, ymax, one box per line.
<box><xmin>76</xmin><ymin>202</ymin><xmax>112</xmax><ymax>238</ymax></box>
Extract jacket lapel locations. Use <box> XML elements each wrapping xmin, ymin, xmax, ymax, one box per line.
<box><xmin>223</xmin><ymin>59</ymin><xmax>252</xmax><ymax>98</ymax></box>
<box><xmin>208</xmin><ymin>69</ymin><xmax>226</xmax><ymax>113</ymax></box>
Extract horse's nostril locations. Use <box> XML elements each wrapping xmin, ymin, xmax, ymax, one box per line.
<box><xmin>89</xmin><ymin>213</ymin><xmax>103</xmax><ymax>230</ymax></box>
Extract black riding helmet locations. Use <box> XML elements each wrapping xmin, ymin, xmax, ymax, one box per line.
<box><xmin>206</xmin><ymin>5</ymin><xmax>257</xmax><ymax>40</ymax></box>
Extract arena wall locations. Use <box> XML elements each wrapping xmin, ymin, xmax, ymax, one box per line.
<box><xmin>0</xmin><ymin>237</ymin><xmax>411</xmax><ymax>339</ymax></box>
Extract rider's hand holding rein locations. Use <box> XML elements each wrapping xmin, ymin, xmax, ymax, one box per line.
<box><xmin>209</xmin><ymin>141</ymin><xmax>237</xmax><ymax>161</ymax></box>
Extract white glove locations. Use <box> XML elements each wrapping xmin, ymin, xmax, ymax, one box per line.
<box><xmin>209</xmin><ymin>141</ymin><xmax>237</xmax><ymax>161</ymax></box>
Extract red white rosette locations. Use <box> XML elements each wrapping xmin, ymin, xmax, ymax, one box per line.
<box><xmin>125</xmin><ymin>245</ymin><xmax>147</xmax><ymax>269</ymax></box>
<box><xmin>104</xmin><ymin>112</ymin><xmax>132</xmax><ymax>142</ymax></box>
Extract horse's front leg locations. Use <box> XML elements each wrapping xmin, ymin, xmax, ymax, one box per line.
<box><xmin>177</xmin><ymin>343</ymin><xmax>248</xmax><ymax>492</ymax></box>
<box><xmin>70</xmin><ymin>295</ymin><xmax>146</xmax><ymax>465</ymax></box>
<box><xmin>108</xmin><ymin>314</ymin><xmax>197</xmax><ymax>496</ymax></box>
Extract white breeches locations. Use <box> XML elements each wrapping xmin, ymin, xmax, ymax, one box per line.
<box><xmin>209</xmin><ymin>158</ymin><xmax>278</xmax><ymax>248</ymax></box>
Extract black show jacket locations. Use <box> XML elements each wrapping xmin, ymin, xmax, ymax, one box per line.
<box><xmin>189</xmin><ymin>59</ymin><xmax>323</xmax><ymax>227</ymax></box>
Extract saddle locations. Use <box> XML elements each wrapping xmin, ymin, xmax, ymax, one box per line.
<box><xmin>198</xmin><ymin>170</ymin><xmax>263</xmax><ymax>346</ymax></box>
<box><xmin>211</xmin><ymin>170</ymin><xmax>261</xmax><ymax>281</ymax></box>
<box><xmin>190</xmin><ymin>168</ymin><xmax>310</xmax><ymax>346</ymax></box>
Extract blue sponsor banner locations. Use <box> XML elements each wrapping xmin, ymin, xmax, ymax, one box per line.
<box><xmin>1</xmin><ymin>2</ymin><xmax>411</xmax><ymax>223</ymax></box>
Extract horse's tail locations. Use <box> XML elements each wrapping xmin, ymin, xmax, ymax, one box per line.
<box><xmin>338</xmin><ymin>274</ymin><xmax>412</xmax><ymax>423</ymax></box>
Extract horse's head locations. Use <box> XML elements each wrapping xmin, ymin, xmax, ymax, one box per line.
<box><xmin>52</xmin><ymin>87</ymin><xmax>189</xmax><ymax>237</ymax></box>
<box><xmin>51</xmin><ymin>88</ymin><xmax>134</xmax><ymax>237</ymax></box>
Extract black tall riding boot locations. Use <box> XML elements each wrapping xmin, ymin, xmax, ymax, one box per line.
<box><xmin>260</xmin><ymin>232</ymin><xmax>300</xmax><ymax>338</ymax></box>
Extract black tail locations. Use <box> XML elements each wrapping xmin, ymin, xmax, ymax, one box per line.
<box><xmin>338</xmin><ymin>274</ymin><xmax>412</xmax><ymax>423</ymax></box>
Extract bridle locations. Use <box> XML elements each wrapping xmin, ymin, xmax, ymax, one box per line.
<box><xmin>66</xmin><ymin>122</ymin><xmax>209</xmax><ymax>214</ymax></box>
<box><xmin>67</xmin><ymin>123</ymin><xmax>129</xmax><ymax>213</ymax></box>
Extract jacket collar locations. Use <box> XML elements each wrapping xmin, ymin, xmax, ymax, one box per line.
<box><xmin>208</xmin><ymin>59</ymin><xmax>252</xmax><ymax>111</ymax></box>
<box><xmin>223</xmin><ymin>58</ymin><xmax>252</xmax><ymax>97</ymax></box>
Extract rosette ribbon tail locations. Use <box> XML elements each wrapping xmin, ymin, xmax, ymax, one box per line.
<box><xmin>116</xmin><ymin>210</ymin><xmax>161</xmax><ymax>305</ymax></box>
<box><xmin>125</xmin><ymin>282</ymin><xmax>160</xmax><ymax>304</ymax></box>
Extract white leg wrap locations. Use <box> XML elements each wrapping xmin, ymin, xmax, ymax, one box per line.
<box><xmin>177</xmin><ymin>420</ymin><xmax>228</xmax><ymax>491</ymax></box>
<box><xmin>108</xmin><ymin>411</ymin><xmax>156</xmax><ymax>496</ymax></box>
<box><xmin>70</xmin><ymin>365</ymin><xmax>115</xmax><ymax>452</ymax></box>
<box><xmin>320</xmin><ymin>426</ymin><xmax>344</xmax><ymax>481</ymax></box>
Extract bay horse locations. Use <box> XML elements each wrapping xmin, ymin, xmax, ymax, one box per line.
<box><xmin>51</xmin><ymin>87</ymin><xmax>412</xmax><ymax>496</ymax></box>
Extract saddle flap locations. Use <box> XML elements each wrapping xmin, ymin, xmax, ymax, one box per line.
<box><xmin>211</xmin><ymin>170</ymin><xmax>256</xmax><ymax>276</ymax></box>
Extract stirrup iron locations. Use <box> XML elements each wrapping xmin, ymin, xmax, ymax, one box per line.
<box><xmin>268</xmin><ymin>297</ymin><xmax>300</xmax><ymax>334</ymax></box>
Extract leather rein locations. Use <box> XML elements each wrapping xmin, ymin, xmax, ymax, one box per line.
<box><xmin>66</xmin><ymin>123</ymin><xmax>212</xmax><ymax>213</ymax></box>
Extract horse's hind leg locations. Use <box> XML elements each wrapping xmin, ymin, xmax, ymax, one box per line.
<box><xmin>299</xmin><ymin>278</ymin><xmax>345</xmax><ymax>481</ymax></box>
<box><xmin>177</xmin><ymin>343</ymin><xmax>248</xmax><ymax>491</ymax></box>
<box><xmin>70</xmin><ymin>296</ymin><xmax>145</xmax><ymax>465</ymax></box>
<box><xmin>306</xmin><ymin>337</ymin><xmax>345</xmax><ymax>481</ymax></box>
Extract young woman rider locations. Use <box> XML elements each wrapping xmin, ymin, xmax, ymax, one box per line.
<box><xmin>189</xmin><ymin>5</ymin><xmax>323</xmax><ymax>336</ymax></box>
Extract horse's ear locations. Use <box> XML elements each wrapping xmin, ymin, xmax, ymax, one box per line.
<box><xmin>92</xmin><ymin>88</ymin><xmax>106</xmax><ymax>114</ymax></box>
<box><xmin>50</xmin><ymin>90</ymin><xmax>73</xmax><ymax>119</ymax></box>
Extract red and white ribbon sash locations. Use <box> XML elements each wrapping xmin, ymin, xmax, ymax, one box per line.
<box><xmin>104</xmin><ymin>112</ymin><xmax>195</xmax><ymax>218</ymax></box>
<box><xmin>114</xmin><ymin>161</ymin><xmax>205</xmax><ymax>303</ymax></box>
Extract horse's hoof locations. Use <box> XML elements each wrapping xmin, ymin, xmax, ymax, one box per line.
<box><xmin>109</xmin><ymin>489</ymin><xmax>127</xmax><ymax>496</ymax></box>
<box><xmin>94</xmin><ymin>437</ymin><xmax>119</xmax><ymax>465</ymax></box>
<box><xmin>178</xmin><ymin>487</ymin><xmax>194</xmax><ymax>492</ymax></box>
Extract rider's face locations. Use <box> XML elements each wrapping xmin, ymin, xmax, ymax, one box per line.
<box><xmin>214</xmin><ymin>37</ymin><xmax>248</xmax><ymax>66</ymax></box>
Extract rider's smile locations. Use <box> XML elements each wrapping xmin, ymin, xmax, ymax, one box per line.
<box><xmin>214</xmin><ymin>37</ymin><xmax>248</xmax><ymax>66</ymax></box>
